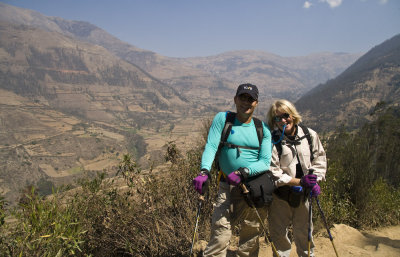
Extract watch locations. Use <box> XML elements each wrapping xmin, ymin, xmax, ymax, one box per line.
<box><xmin>238</xmin><ymin>167</ymin><xmax>250</xmax><ymax>180</ymax></box>
<box><xmin>200</xmin><ymin>169</ymin><xmax>211</xmax><ymax>179</ymax></box>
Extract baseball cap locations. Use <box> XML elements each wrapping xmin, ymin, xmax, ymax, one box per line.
<box><xmin>235</xmin><ymin>83</ymin><xmax>259</xmax><ymax>100</ymax></box>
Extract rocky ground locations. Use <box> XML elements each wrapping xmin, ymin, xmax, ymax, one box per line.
<box><xmin>193</xmin><ymin>224</ymin><xmax>400</xmax><ymax>256</ymax></box>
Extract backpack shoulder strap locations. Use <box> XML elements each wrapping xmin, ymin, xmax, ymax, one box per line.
<box><xmin>298</xmin><ymin>124</ymin><xmax>314</xmax><ymax>161</ymax></box>
<box><xmin>252</xmin><ymin>117</ymin><xmax>263</xmax><ymax>148</ymax></box>
<box><xmin>215</xmin><ymin>112</ymin><xmax>235</xmax><ymax>170</ymax></box>
<box><xmin>271</xmin><ymin>129</ymin><xmax>283</xmax><ymax>159</ymax></box>
<box><xmin>220</xmin><ymin>111</ymin><xmax>235</xmax><ymax>144</ymax></box>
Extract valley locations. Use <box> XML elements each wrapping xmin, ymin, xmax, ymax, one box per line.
<box><xmin>0</xmin><ymin>88</ymin><xmax>208</xmax><ymax>203</ymax></box>
<box><xmin>1</xmin><ymin>2</ymin><xmax>398</xmax><ymax>207</ymax></box>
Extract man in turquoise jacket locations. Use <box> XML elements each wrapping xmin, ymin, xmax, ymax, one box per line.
<box><xmin>193</xmin><ymin>83</ymin><xmax>272</xmax><ymax>256</ymax></box>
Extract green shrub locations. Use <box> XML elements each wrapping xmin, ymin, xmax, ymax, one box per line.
<box><xmin>4</xmin><ymin>187</ymin><xmax>88</xmax><ymax>257</ymax></box>
<box><xmin>360</xmin><ymin>178</ymin><xmax>400</xmax><ymax>227</ymax></box>
<box><xmin>319</xmin><ymin>108</ymin><xmax>400</xmax><ymax>229</ymax></box>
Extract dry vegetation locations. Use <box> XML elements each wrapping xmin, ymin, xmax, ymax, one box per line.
<box><xmin>0</xmin><ymin>110</ymin><xmax>399</xmax><ymax>256</ymax></box>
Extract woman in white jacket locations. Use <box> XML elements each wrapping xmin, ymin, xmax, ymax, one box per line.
<box><xmin>266</xmin><ymin>99</ymin><xmax>327</xmax><ymax>257</ymax></box>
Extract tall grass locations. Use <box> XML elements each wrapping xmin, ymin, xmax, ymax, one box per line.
<box><xmin>2</xmin><ymin>187</ymin><xmax>88</xmax><ymax>256</ymax></box>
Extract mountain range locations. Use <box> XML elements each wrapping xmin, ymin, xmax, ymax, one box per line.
<box><xmin>0</xmin><ymin>2</ymin><xmax>362</xmax><ymax>108</ymax></box>
<box><xmin>1</xmin><ymin>2</ymin><xmax>398</xmax><ymax>204</ymax></box>
<box><xmin>297</xmin><ymin>33</ymin><xmax>400</xmax><ymax>131</ymax></box>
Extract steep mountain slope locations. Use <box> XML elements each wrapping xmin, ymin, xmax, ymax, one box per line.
<box><xmin>296</xmin><ymin>34</ymin><xmax>400</xmax><ymax>131</ymax></box>
<box><xmin>0</xmin><ymin>2</ymin><xmax>362</xmax><ymax>107</ymax></box>
<box><xmin>0</xmin><ymin>21</ymin><xmax>189</xmax><ymax>125</ymax></box>
<box><xmin>0</xmin><ymin>21</ymin><xmax>195</xmax><ymax>204</ymax></box>
<box><xmin>0</xmin><ymin>2</ymin><xmax>233</xmax><ymax>106</ymax></box>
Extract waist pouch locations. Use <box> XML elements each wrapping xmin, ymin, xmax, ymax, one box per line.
<box><xmin>244</xmin><ymin>171</ymin><xmax>275</xmax><ymax>208</ymax></box>
<box><xmin>274</xmin><ymin>185</ymin><xmax>304</xmax><ymax>208</ymax></box>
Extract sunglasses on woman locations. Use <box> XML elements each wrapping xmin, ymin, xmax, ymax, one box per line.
<box><xmin>274</xmin><ymin>113</ymin><xmax>290</xmax><ymax>122</ymax></box>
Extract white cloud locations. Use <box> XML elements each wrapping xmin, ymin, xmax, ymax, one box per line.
<box><xmin>303</xmin><ymin>1</ymin><xmax>313</xmax><ymax>8</ymax></box>
<box><xmin>319</xmin><ymin>0</ymin><xmax>343</xmax><ymax>8</ymax></box>
<box><xmin>306</xmin><ymin>0</ymin><xmax>388</xmax><ymax>10</ymax></box>
<box><xmin>360</xmin><ymin>0</ymin><xmax>388</xmax><ymax>5</ymax></box>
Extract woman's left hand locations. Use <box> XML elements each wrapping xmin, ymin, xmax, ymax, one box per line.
<box><xmin>311</xmin><ymin>184</ymin><xmax>321</xmax><ymax>197</ymax></box>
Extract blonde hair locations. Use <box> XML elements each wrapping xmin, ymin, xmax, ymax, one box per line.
<box><xmin>267</xmin><ymin>99</ymin><xmax>302</xmax><ymax>129</ymax></box>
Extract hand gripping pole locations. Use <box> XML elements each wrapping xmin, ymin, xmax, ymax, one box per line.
<box><xmin>307</xmin><ymin>168</ymin><xmax>314</xmax><ymax>257</ymax></box>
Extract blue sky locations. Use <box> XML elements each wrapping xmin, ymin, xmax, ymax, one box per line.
<box><xmin>1</xmin><ymin>0</ymin><xmax>399</xmax><ymax>57</ymax></box>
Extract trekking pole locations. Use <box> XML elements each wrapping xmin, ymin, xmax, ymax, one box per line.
<box><xmin>315</xmin><ymin>197</ymin><xmax>339</xmax><ymax>257</ymax></box>
<box><xmin>190</xmin><ymin>195</ymin><xmax>204</xmax><ymax>257</ymax></box>
<box><xmin>239</xmin><ymin>184</ymin><xmax>280</xmax><ymax>257</ymax></box>
<box><xmin>307</xmin><ymin>168</ymin><xmax>315</xmax><ymax>257</ymax></box>
<box><xmin>307</xmin><ymin>190</ymin><xmax>313</xmax><ymax>257</ymax></box>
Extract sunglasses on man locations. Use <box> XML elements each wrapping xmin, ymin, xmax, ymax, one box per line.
<box><xmin>237</xmin><ymin>94</ymin><xmax>257</xmax><ymax>103</ymax></box>
<box><xmin>274</xmin><ymin>113</ymin><xmax>290</xmax><ymax>122</ymax></box>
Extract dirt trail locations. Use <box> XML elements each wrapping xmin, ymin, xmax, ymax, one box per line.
<box><xmin>258</xmin><ymin>224</ymin><xmax>400</xmax><ymax>257</ymax></box>
<box><xmin>194</xmin><ymin>224</ymin><xmax>400</xmax><ymax>256</ymax></box>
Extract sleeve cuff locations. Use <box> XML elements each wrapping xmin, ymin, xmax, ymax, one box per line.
<box><xmin>277</xmin><ymin>174</ymin><xmax>292</xmax><ymax>184</ymax></box>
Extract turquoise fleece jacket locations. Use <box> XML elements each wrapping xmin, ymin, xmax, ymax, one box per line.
<box><xmin>201</xmin><ymin>112</ymin><xmax>272</xmax><ymax>177</ymax></box>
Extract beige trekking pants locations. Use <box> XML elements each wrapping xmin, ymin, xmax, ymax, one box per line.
<box><xmin>203</xmin><ymin>182</ymin><xmax>267</xmax><ymax>257</ymax></box>
<box><xmin>268</xmin><ymin>194</ymin><xmax>315</xmax><ymax>257</ymax></box>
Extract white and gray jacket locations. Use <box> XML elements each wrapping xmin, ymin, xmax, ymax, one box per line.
<box><xmin>270</xmin><ymin>125</ymin><xmax>327</xmax><ymax>187</ymax></box>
